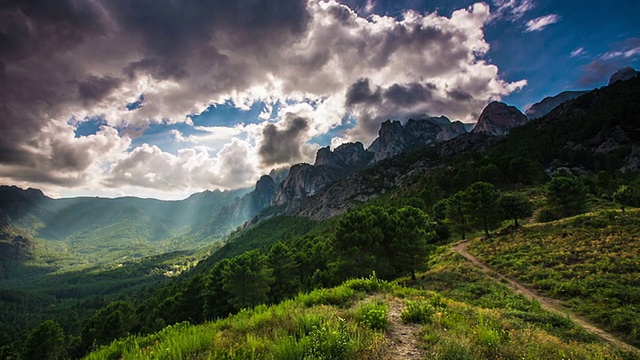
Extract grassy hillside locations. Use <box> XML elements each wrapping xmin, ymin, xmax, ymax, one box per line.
<box><xmin>468</xmin><ymin>209</ymin><xmax>640</xmax><ymax>347</ymax></box>
<box><xmin>85</xmin><ymin>254</ymin><xmax>632</xmax><ymax>359</ymax></box>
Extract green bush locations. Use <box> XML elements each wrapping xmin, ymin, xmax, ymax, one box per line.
<box><xmin>355</xmin><ymin>301</ymin><xmax>389</xmax><ymax>331</ymax></box>
<box><xmin>305</xmin><ymin>318</ymin><xmax>350</xmax><ymax>360</ymax></box>
<box><xmin>401</xmin><ymin>300</ymin><xmax>436</xmax><ymax>324</ymax></box>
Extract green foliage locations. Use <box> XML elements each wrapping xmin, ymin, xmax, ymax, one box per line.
<box><xmin>23</xmin><ymin>320</ymin><xmax>66</xmax><ymax>360</ymax></box>
<box><xmin>306</xmin><ymin>318</ymin><xmax>351</xmax><ymax>359</ymax></box>
<box><xmin>613</xmin><ymin>184</ymin><xmax>640</xmax><ymax>212</ymax></box>
<box><xmin>333</xmin><ymin>205</ymin><xmax>434</xmax><ymax>280</ymax></box>
<box><xmin>445</xmin><ymin>192</ymin><xmax>470</xmax><ymax>239</ymax></box>
<box><xmin>463</xmin><ymin>182</ymin><xmax>502</xmax><ymax>236</ymax></box>
<box><xmin>470</xmin><ymin>210</ymin><xmax>640</xmax><ymax>347</ymax></box>
<box><xmin>222</xmin><ymin>251</ymin><xmax>274</xmax><ymax>310</ymax></box>
<box><xmin>544</xmin><ymin>176</ymin><xmax>589</xmax><ymax>219</ymax></box>
<box><xmin>401</xmin><ymin>300</ymin><xmax>436</xmax><ymax>324</ymax></box>
<box><xmin>498</xmin><ymin>194</ymin><xmax>534</xmax><ymax>226</ymax></box>
<box><xmin>355</xmin><ymin>301</ymin><xmax>389</xmax><ymax>331</ymax></box>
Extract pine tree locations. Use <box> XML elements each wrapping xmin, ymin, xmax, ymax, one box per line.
<box><xmin>24</xmin><ymin>320</ymin><xmax>66</xmax><ymax>360</ymax></box>
<box><xmin>266</xmin><ymin>242</ymin><xmax>300</xmax><ymax>302</ymax></box>
<box><xmin>498</xmin><ymin>194</ymin><xmax>534</xmax><ymax>226</ymax></box>
<box><xmin>391</xmin><ymin>206</ymin><xmax>434</xmax><ymax>280</ymax></box>
<box><xmin>463</xmin><ymin>182</ymin><xmax>501</xmax><ymax>236</ymax></box>
<box><xmin>222</xmin><ymin>251</ymin><xmax>274</xmax><ymax>310</ymax></box>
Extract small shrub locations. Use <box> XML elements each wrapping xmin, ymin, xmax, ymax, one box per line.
<box><xmin>355</xmin><ymin>301</ymin><xmax>389</xmax><ymax>331</ymax></box>
<box><xmin>536</xmin><ymin>208</ymin><xmax>557</xmax><ymax>222</ymax></box>
<box><xmin>401</xmin><ymin>300</ymin><xmax>436</xmax><ymax>324</ymax></box>
<box><xmin>305</xmin><ymin>318</ymin><xmax>350</xmax><ymax>360</ymax></box>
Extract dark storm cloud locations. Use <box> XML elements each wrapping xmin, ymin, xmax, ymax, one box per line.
<box><xmin>447</xmin><ymin>89</ymin><xmax>473</xmax><ymax>101</ymax></box>
<box><xmin>0</xmin><ymin>0</ymin><xmax>311</xmax><ymax>185</ymax></box>
<box><xmin>259</xmin><ymin>116</ymin><xmax>310</xmax><ymax>166</ymax></box>
<box><xmin>105</xmin><ymin>0</ymin><xmax>310</xmax><ymax>80</ymax></box>
<box><xmin>78</xmin><ymin>75</ymin><xmax>123</xmax><ymax>104</ymax></box>
<box><xmin>383</xmin><ymin>82</ymin><xmax>434</xmax><ymax>106</ymax></box>
<box><xmin>345</xmin><ymin>78</ymin><xmax>382</xmax><ymax>106</ymax></box>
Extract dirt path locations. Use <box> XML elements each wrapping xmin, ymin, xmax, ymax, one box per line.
<box><xmin>454</xmin><ymin>241</ymin><xmax>640</xmax><ymax>356</ymax></box>
<box><xmin>385</xmin><ymin>297</ymin><xmax>425</xmax><ymax>360</ymax></box>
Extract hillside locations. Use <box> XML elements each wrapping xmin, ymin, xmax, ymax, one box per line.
<box><xmin>85</xmin><ymin>248</ymin><xmax>634</xmax><ymax>359</ymax></box>
<box><xmin>468</xmin><ymin>209</ymin><xmax>640</xmax><ymax>348</ymax></box>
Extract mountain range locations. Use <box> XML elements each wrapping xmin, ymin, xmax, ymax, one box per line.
<box><xmin>1</xmin><ymin>67</ymin><xmax>639</xmax><ymax>271</ymax></box>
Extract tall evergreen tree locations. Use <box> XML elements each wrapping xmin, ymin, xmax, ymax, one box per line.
<box><xmin>445</xmin><ymin>192</ymin><xmax>470</xmax><ymax>239</ymax></box>
<box><xmin>498</xmin><ymin>194</ymin><xmax>534</xmax><ymax>226</ymax></box>
<box><xmin>545</xmin><ymin>176</ymin><xmax>588</xmax><ymax>218</ymax></box>
<box><xmin>391</xmin><ymin>206</ymin><xmax>434</xmax><ymax>280</ymax></box>
<box><xmin>266</xmin><ymin>242</ymin><xmax>300</xmax><ymax>302</ymax></box>
<box><xmin>222</xmin><ymin>251</ymin><xmax>274</xmax><ymax>310</ymax></box>
<box><xmin>463</xmin><ymin>182</ymin><xmax>501</xmax><ymax>236</ymax></box>
<box><xmin>24</xmin><ymin>320</ymin><xmax>66</xmax><ymax>360</ymax></box>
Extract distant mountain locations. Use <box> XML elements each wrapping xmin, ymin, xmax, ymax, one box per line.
<box><xmin>0</xmin><ymin>185</ymin><xmax>253</xmax><ymax>267</ymax></box>
<box><xmin>609</xmin><ymin>66</ymin><xmax>638</xmax><ymax>85</ymax></box>
<box><xmin>472</xmin><ymin>101</ymin><xmax>527</xmax><ymax>136</ymax></box>
<box><xmin>525</xmin><ymin>91</ymin><xmax>589</xmax><ymax>120</ymax></box>
<box><xmin>280</xmin><ymin>75</ymin><xmax>640</xmax><ymax>221</ymax></box>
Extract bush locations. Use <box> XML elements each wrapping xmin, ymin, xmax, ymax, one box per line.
<box><xmin>401</xmin><ymin>300</ymin><xmax>436</xmax><ymax>324</ymax></box>
<box><xmin>355</xmin><ymin>301</ymin><xmax>389</xmax><ymax>331</ymax></box>
<box><xmin>305</xmin><ymin>318</ymin><xmax>350</xmax><ymax>360</ymax></box>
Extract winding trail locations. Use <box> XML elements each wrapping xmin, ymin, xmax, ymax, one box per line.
<box><xmin>454</xmin><ymin>241</ymin><xmax>640</xmax><ymax>356</ymax></box>
<box><xmin>385</xmin><ymin>297</ymin><xmax>425</xmax><ymax>360</ymax></box>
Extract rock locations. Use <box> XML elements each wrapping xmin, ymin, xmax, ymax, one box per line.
<box><xmin>314</xmin><ymin>142</ymin><xmax>373</xmax><ymax>169</ymax></box>
<box><xmin>609</xmin><ymin>67</ymin><xmax>638</xmax><ymax>85</ymax></box>
<box><xmin>472</xmin><ymin>101</ymin><xmax>527</xmax><ymax>136</ymax></box>
<box><xmin>368</xmin><ymin>116</ymin><xmax>467</xmax><ymax>162</ymax></box>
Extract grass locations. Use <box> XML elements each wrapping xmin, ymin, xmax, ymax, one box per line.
<box><xmin>86</xmin><ymin>266</ymin><xmax>633</xmax><ymax>359</ymax></box>
<box><xmin>468</xmin><ymin>209</ymin><xmax>640</xmax><ymax>347</ymax></box>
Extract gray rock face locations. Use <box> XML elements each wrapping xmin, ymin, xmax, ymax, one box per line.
<box><xmin>472</xmin><ymin>101</ymin><xmax>527</xmax><ymax>136</ymax></box>
<box><xmin>272</xmin><ymin>164</ymin><xmax>334</xmax><ymax>208</ymax></box>
<box><xmin>525</xmin><ymin>91</ymin><xmax>589</xmax><ymax>120</ymax></box>
<box><xmin>609</xmin><ymin>67</ymin><xmax>638</xmax><ymax>85</ymax></box>
<box><xmin>368</xmin><ymin>116</ymin><xmax>467</xmax><ymax>162</ymax></box>
<box><xmin>272</xmin><ymin>143</ymin><xmax>374</xmax><ymax>210</ymax></box>
<box><xmin>314</xmin><ymin>142</ymin><xmax>373</xmax><ymax>169</ymax></box>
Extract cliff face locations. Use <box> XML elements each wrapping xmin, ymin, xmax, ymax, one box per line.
<box><xmin>525</xmin><ymin>91</ymin><xmax>589</xmax><ymax>120</ymax></box>
<box><xmin>314</xmin><ymin>142</ymin><xmax>373</xmax><ymax>169</ymax></box>
<box><xmin>271</xmin><ymin>142</ymin><xmax>374</xmax><ymax>210</ymax></box>
<box><xmin>472</xmin><ymin>101</ymin><xmax>527</xmax><ymax>136</ymax></box>
<box><xmin>368</xmin><ymin>116</ymin><xmax>468</xmax><ymax>162</ymax></box>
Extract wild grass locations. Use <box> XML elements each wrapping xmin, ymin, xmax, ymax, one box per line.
<box><xmin>86</xmin><ymin>264</ymin><xmax>633</xmax><ymax>359</ymax></box>
<box><xmin>469</xmin><ymin>209</ymin><xmax>640</xmax><ymax>347</ymax></box>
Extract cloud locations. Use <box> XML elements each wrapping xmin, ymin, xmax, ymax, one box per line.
<box><xmin>0</xmin><ymin>0</ymin><xmax>527</xmax><ymax>197</ymax></box>
<box><xmin>570</xmin><ymin>47</ymin><xmax>585</xmax><ymax>58</ymax></box>
<box><xmin>578</xmin><ymin>38</ymin><xmax>640</xmax><ymax>86</ymax></box>
<box><xmin>258</xmin><ymin>115</ymin><xmax>313</xmax><ymax>167</ymax></box>
<box><xmin>491</xmin><ymin>0</ymin><xmax>536</xmax><ymax>21</ymax></box>
<box><xmin>524</xmin><ymin>14</ymin><xmax>560</xmax><ymax>32</ymax></box>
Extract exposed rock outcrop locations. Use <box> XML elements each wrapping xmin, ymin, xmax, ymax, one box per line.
<box><xmin>525</xmin><ymin>91</ymin><xmax>589</xmax><ymax>119</ymax></box>
<box><xmin>368</xmin><ymin>116</ymin><xmax>468</xmax><ymax>162</ymax></box>
<box><xmin>314</xmin><ymin>142</ymin><xmax>373</xmax><ymax>169</ymax></box>
<box><xmin>472</xmin><ymin>101</ymin><xmax>527</xmax><ymax>136</ymax></box>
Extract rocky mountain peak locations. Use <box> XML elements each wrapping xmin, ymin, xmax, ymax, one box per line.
<box><xmin>472</xmin><ymin>101</ymin><xmax>527</xmax><ymax>136</ymax></box>
<box><xmin>368</xmin><ymin>116</ymin><xmax>467</xmax><ymax>162</ymax></box>
<box><xmin>314</xmin><ymin>142</ymin><xmax>373</xmax><ymax>169</ymax></box>
<box><xmin>608</xmin><ymin>67</ymin><xmax>638</xmax><ymax>85</ymax></box>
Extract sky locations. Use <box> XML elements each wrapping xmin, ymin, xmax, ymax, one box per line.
<box><xmin>1</xmin><ymin>0</ymin><xmax>639</xmax><ymax>200</ymax></box>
